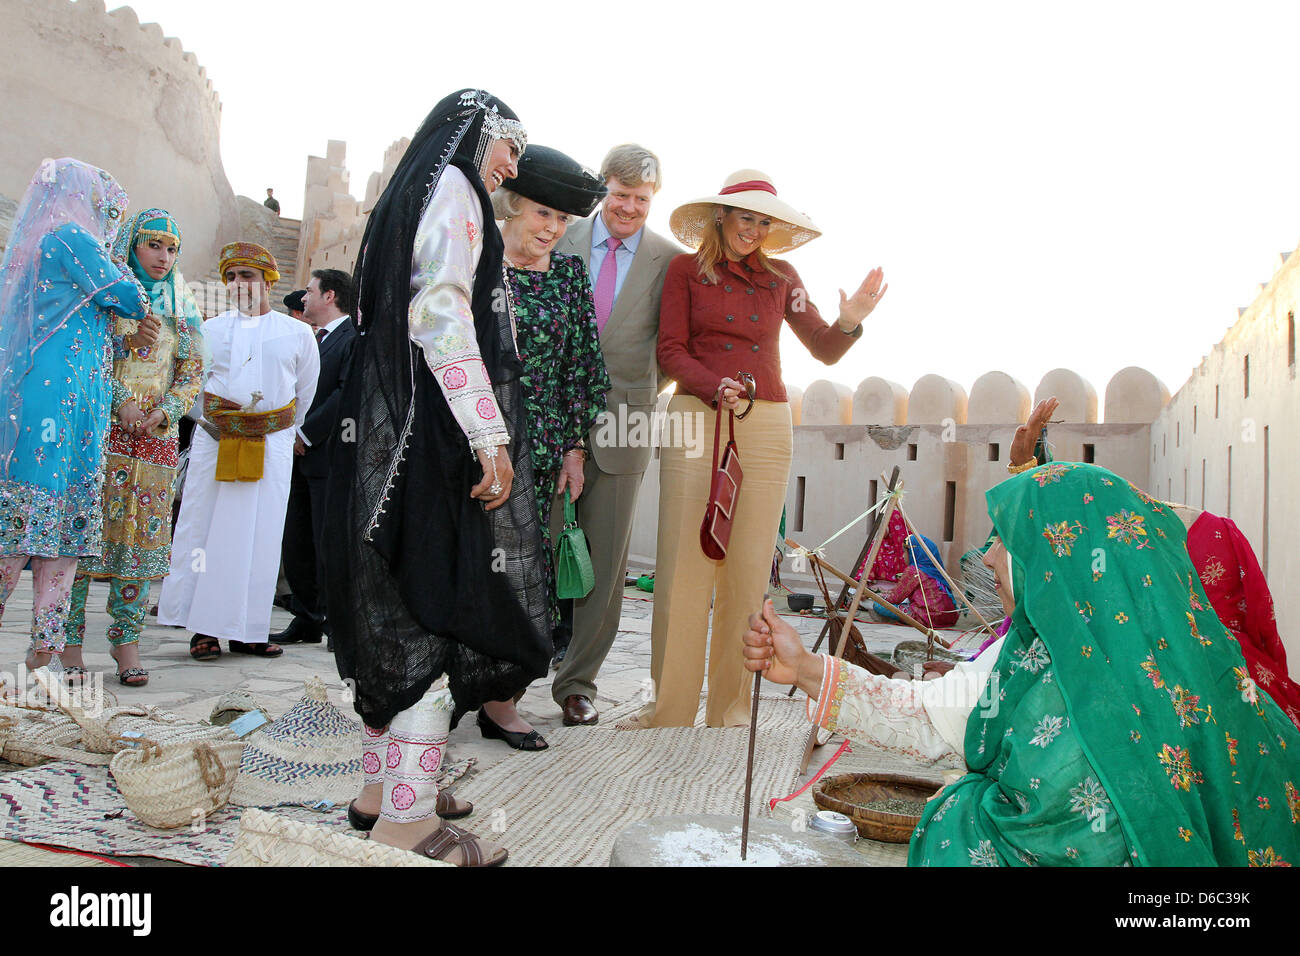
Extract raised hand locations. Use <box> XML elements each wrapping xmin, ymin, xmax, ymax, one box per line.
<box><xmin>837</xmin><ymin>267</ymin><xmax>887</xmax><ymax>329</ymax></box>
<box><xmin>1010</xmin><ymin>397</ymin><xmax>1059</xmax><ymax>467</ymax></box>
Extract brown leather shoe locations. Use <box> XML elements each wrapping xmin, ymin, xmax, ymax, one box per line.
<box><xmin>561</xmin><ymin>695</ymin><xmax>598</xmax><ymax>726</ymax></box>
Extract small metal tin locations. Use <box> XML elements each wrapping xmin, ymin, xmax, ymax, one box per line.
<box><xmin>810</xmin><ymin>810</ymin><xmax>857</xmax><ymax>843</ymax></box>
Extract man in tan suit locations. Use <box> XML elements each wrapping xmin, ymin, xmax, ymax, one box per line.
<box><xmin>552</xmin><ymin>144</ymin><xmax>678</xmax><ymax>725</ymax></box>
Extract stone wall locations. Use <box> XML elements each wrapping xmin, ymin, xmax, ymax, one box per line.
<box><xmin>628</xmin><ymin>367</ymin><xmax>1168</xmax><ymax>597</ymax></box>
<box><xmin>1150</xmin><ymin>243</ymin><xmax>1300</xmax><ymax>663</ymax></box>
<box><xmin>294</xmin><ymin>136</ymin><xmax>414</xmax><ymax>283</ymax></box>
<box><xmin>0</xmin><ymin>0</ymin><xmax>238</xmax><ymax>270</ymax></box>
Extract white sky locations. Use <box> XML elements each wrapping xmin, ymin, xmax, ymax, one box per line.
<box><xmin>116</xmin><ymin>0</ymin><xmax>1300</xmax><ymax>411</ymax></box>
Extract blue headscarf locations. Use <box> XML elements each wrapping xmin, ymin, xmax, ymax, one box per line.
<box><xmin>905</xmin><ymin>533</ymin><xmax>954</xmax><ymax>602</ymax></box>
<box><xmin>111</xmin><ymin>207</ymin><xmax>204</xmax><ymax>360</ymax></box>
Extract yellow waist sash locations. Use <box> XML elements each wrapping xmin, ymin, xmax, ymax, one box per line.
<box><xmin>203</xmin><ymin>392</ymin><xmax>297</xmax><ymax>482</ymax></box>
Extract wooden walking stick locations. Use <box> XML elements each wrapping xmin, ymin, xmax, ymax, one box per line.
<box><xmin>741</xmin><ymin>669</ymin><xmax>762</xmax><ymax>860</ymax></box>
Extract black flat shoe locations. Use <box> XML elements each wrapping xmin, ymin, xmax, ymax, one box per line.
<box><xmin>270</xmin><ymin>615</ymin><xmax>323</xmax><ymax>645</ymax></box>
<box><xmin>477</xmin><ymin>709</ymin><xmax>548</xmax><ymax>751</ymax></box>
<box><xmin>348</xmin><ymin>800</ymin><xmax>378</xmax><ymax>831</ymax></box>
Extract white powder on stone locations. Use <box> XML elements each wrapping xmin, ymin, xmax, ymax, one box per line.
<box><xmin>651</xmin><ymin>823</ymin><xmax>824</xmax><ymax>867</ymax></box>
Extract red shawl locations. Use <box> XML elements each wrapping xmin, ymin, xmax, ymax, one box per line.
<box><xmin>856</xmin><ymin>511</ymin><xmax>908</xmax><ymax>583</ymax></box>
<box><xmin>1186</xmin><ymin>512</ymin><xmax>1300</xmax><ymax>728</ymax></box>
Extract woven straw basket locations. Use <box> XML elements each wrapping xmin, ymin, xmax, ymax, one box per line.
<box><xmin>0</xmin><ymin>705</ymin><xmax>92</xmax><ymax>766</ymax></box>
<box><xmin>79</xmin><ymin>705</ymin><xmax>236</xmax><ymax>755</ymax></box>
<box><xmin>813</xmin><ymin>772</ymin><xmax>942</xmax><ymax>843</ymax></box>
<box><xmin>110</xmin><ymin>738</ymin><xmax>247</xmax><ymax>829</ymax></box>
<box><xmin>227</xmin><ymin>809</ymin><xmax>451</xmax><ymax>867</ymax></box>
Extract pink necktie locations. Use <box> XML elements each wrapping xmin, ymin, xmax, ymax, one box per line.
<box><xmin>593</xmin><ymin>237</ymin><xmax>622</xmax><ymax>333</ymax></box>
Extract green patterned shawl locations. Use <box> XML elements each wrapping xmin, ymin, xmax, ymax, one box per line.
<box><xmin>909</xmin><ymin>463</ymin><xmax>1300</xmax><ymax>866</ymax></box>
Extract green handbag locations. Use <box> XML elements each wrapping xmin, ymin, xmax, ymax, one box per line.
<box><xmin>555</xmin><ymin>490</ymin><xmax>595</xmax><ymax>600</ymax></box>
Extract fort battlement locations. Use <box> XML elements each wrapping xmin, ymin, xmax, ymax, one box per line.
<box><xmin>0</xmin><ymin>0</ymin><xmax>237</xmax><ymax>267</ymax></box>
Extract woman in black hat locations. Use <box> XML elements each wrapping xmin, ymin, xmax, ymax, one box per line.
<box><xmin>478</xmin><ymin>146</ymin><xmax>612</xmax><ymax>749</ymax></box>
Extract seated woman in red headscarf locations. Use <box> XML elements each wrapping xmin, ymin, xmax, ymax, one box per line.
<box><xmin>1176</xmin><ymin>507</ymin><xmax>1300</xmax><ymax>729</ymax></box>
<box><xmin>855</xmin><ymin>511</ymin><xmax>908</xmax><ymax>584</ymax></box>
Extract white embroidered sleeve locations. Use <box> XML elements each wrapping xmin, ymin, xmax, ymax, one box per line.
<box><xmin>408</xmin><ymin>165</ymin><xmax>509</xmax><ymax>451</ymax></box>
<box><xmin>807</xmin><ymin>656</ymin><xmax>963</xmax><ymax>765</ymax></box>
<box><xmin>294</xmin><ymin>325</ymin><xmax>320</xmax><ymax>429</ymax></box>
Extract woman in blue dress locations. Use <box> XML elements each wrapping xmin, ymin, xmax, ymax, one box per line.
<box><xmin>0</xmin><ymin>158</ymin><xmax>149</xmax><ymax>672</ymax></box>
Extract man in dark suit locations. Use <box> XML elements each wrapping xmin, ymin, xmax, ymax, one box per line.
<box><xmin>551</xmin><ymin>145</ymin><xmax>679</xmax><ymax>724</ymax></box>
<box><xmin>272</xmin><ymin>267</ymin><xmax>358</xmax><ymax>647</ymax></box>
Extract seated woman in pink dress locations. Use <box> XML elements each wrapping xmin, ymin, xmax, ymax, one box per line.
<box><xmin>871</xmin><ymin>533</ymin><xmax>960</xmax><ymax>629</ymax></box>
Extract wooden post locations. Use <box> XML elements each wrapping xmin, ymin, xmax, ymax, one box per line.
<box><xmin>803</xmin><ymin>467</ymin><xmax>901</xmax><ymax>660</ymax></box>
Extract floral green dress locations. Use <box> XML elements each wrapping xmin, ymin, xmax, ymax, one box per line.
<box><xmin>505</xmin><ymin>253</ymin><xmax>611</xmax><ymax>621</ymax></box>
<box><xmin>909</xmin><ymin>463</ymin><xmax>1300</xmax><ymax>866</ymax></box>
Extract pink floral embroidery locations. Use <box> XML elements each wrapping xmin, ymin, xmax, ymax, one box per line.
<box><xmin>386</xmin><ymin>742</ymin><xmax>401</xmax><ymax>769</ymax></box>
<box><xmin>476</xmin><ymin>397</ymin><xmax>497</xmax><ymax>420</ymax></box>
<box><xmin>362</xmin><ymin>752</ymin><xmax>381</xmax><ymax>775</ymax></box>
<box><xmin>443</xmin><ymin>366</ymin><xmax>468</xmax><ymax>389</ymax></box>
<box><xmin>419</xmin><ymin>746</ymin><xmax>442</xmax><ymax>773</ymax></box>
<box><xmin>390</xmin><ymin>784</ymin><xmax>416</xmax><ymax>811</ymax></box>
<box><xmin>466</xmin><ymin>220</ymin><xmax>477</xmax><ymax>244</ymax></box>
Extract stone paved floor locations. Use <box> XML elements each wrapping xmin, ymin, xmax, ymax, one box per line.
<box><xmin>0</xmin><ymin>574</ymin><xmax>980</xmax><ymax>865</ymax></box>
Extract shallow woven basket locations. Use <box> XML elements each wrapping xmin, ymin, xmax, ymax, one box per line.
<box><xmin>227</xmin><ymin>809</ymin><xmax>450</xmax><ymax>867</ymax></box>
<box><xmin>891</xmin><ymin>640</ymin><xmax>968</xmax><ymax>673</ymax></box>
<box><xmin>813</xmin><ymin>772</ymin><xmax>943</xmax><ymax>843</ymax></box>
<box><xmin>110</xmin><ymin>738</ymin><xmax>247</xmax><ymax>829</ymax></box>
<box><xmin>80</xmin><ymin>705</ymin><xmax>236</xmax><ymax>755</ymax></box>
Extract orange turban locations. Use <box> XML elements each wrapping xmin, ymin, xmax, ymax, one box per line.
<box><xmin>218</xmin><ymin>241</ymin><xmax>280</xmax><ymax>283</ymax></box>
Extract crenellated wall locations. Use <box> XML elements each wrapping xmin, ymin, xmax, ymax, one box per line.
<box><xmin>295</xmin><ymin>136</ymin><xmax>412</xmax><ymax>283</ymax></box>
<box><xmin>0</xmin><ymin>0</ymin><xmax>238</xmax><ymax>270</ymax></box>
<box><xmin>1151</xmin><ymin>243</ymin><xmax>1300</xmax><ymax>663</ymax></box>
<box><xmin>628</xmin><ymin>367</ymin><xmax>1170</xmax><ymax>593</ymax></box>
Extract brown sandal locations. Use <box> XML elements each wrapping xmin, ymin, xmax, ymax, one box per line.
<box><xmin>348</xmin><ymin>791</ymin><xmax>472</xmax><ymax>831</ymax></box>
<box><xmin>410</xmin><ymin>823</ymin><xmax>507</xmax><ymax>867</ymax></box>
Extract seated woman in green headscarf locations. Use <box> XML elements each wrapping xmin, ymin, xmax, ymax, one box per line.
<box><xmin>745</xmin><ymin>462</ymin><xmax>1300</xmax><ymax>866</ymax></box>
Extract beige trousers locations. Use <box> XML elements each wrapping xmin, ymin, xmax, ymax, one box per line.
<box><xmin>641</xmin><ymin>396</ymin><xmax>791</xmax><ymax>727</ymax></box>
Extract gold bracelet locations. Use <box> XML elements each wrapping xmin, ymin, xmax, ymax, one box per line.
<box><xmin>1007</xmin><ymin>456</ymin><xmax>1038</xmax><ymax>475</ymax></box>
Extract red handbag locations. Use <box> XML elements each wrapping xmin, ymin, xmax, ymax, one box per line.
<box><xmin>700</xmin><ymin>373</ymin><xmax>756</xmax><ymax>560</ymax></box>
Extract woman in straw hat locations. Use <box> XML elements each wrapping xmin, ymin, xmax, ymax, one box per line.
<box><xmin>630</xmin><ymin>169</ymin><xmax>886</xmax><ymax>728</ymax></box>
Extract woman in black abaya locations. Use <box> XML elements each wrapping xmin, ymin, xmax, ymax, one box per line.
<box><xmin>324</xmin><ymin>88</ymin><xmax>549</xmax><ymax>866</ymax></box>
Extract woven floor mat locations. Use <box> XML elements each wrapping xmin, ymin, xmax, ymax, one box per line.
<box><xmin>0</xmin><ymin>839</ymin><xmax>121</xmax><ymax>867</ymax></box>
<box><xmin>0</xmin><ymin>756</ymin><xmax>473</xmax><ymax>867</ymax></box>
<box><xmin>454</xmin><ymin>694</ymin><xmax>810</xmax><ymax>867</ymax></box>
